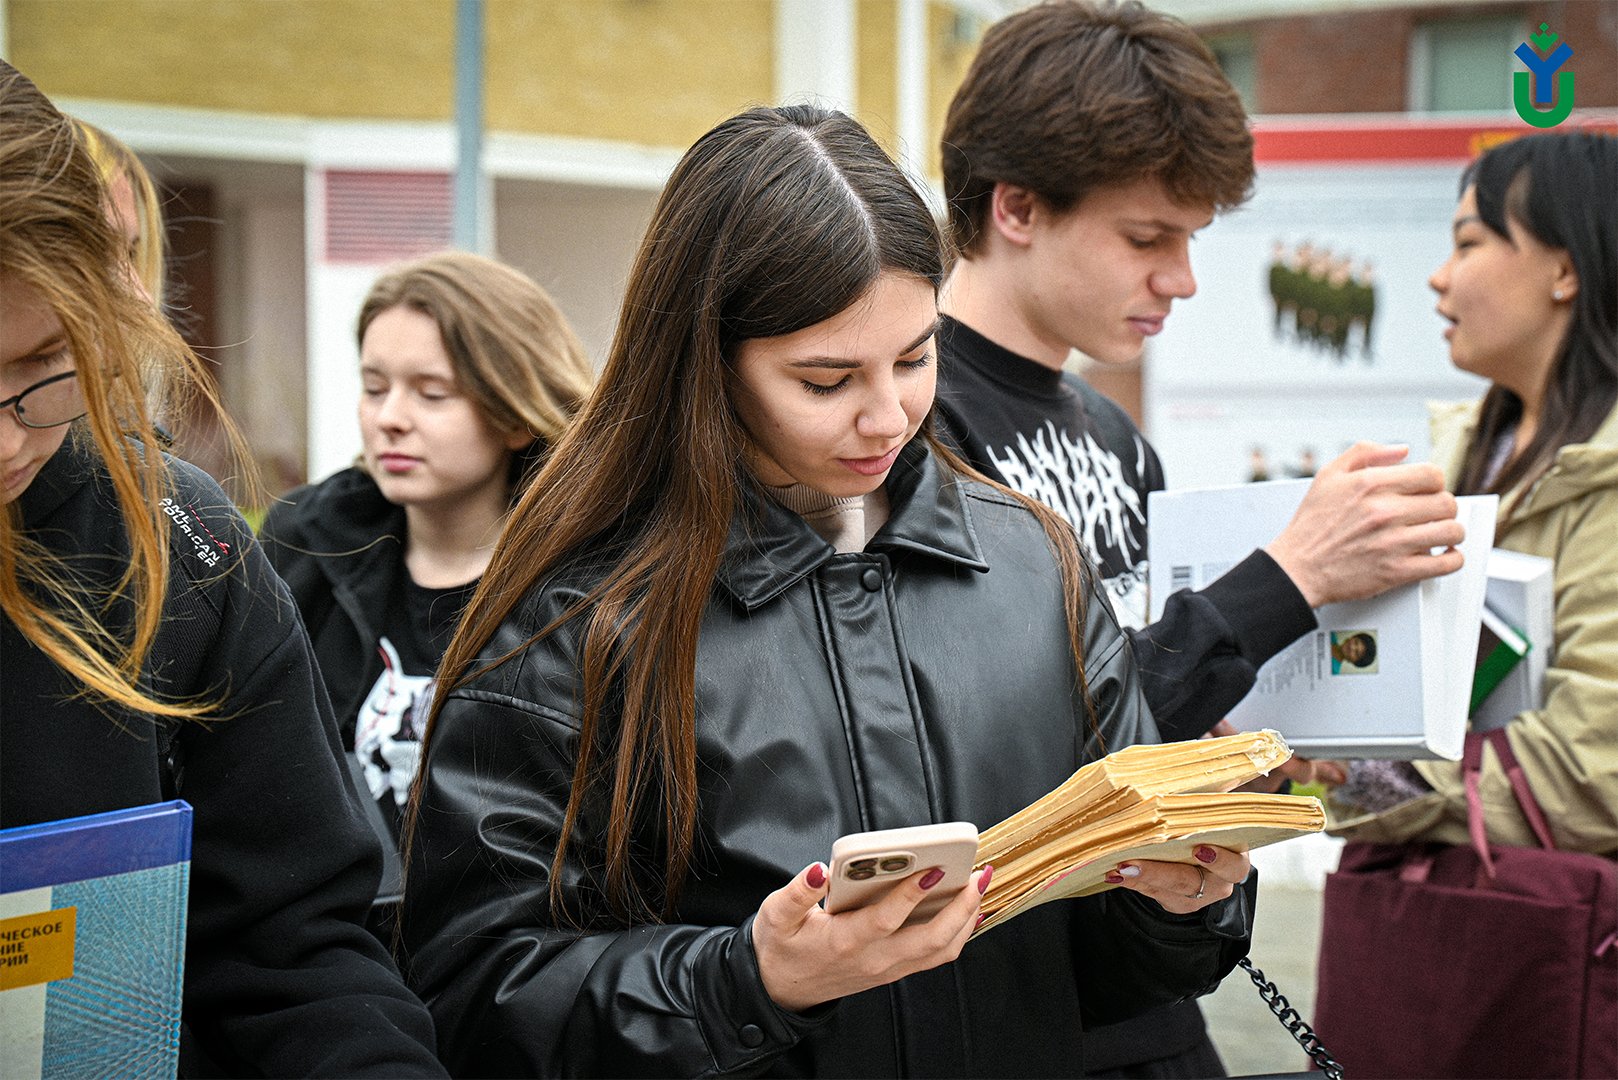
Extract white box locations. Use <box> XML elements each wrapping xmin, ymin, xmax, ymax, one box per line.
<box><xmin>1471</xmin><ymin>549</ymin><xmax>1555</xmax><ymax>731</ymax></box>
<box><xmin>1148</xmin><ymin>479</ymin><xmax>1498</xmax><ymax>760</ymax></box>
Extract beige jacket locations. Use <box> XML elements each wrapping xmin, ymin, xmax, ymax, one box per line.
<box><xmin>1333</xmin><ymin>399</ymin><xmax>1618</xmax><ymax>855</ymax></box>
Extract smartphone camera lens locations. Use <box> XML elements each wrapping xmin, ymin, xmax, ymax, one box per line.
<box><xmin>849</xmin><ymin>858</ymin><xmax>877</xmax><ymax>872</ymax></box>
<box><xmin>878</xmin><ymin>856</ymin><xmax>911</xmax><ymax>873</ymax></box>
<box><xmin>847</xmin><ymin>866</ymin><xmax>877</xmax><ymax>880</ymax></box>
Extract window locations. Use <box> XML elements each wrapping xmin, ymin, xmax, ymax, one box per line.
<box><xmin>1207</xmin><ymin>33</ymin><xmax>1258</xmax><ymax>114</ymax></box>
<box><xmin>1410</xmin><ymin>17</ymin><xmax>1521</xmax><ymax>113</ymax></box>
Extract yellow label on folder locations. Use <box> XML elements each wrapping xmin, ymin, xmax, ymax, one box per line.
<box><xmin>0</xmin><ymin>907</ymin><xmax>77</xmax><ymax>990</ymax></box>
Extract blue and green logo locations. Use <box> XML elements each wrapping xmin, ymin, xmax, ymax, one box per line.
<box><xmin>1513</xmin><ymin>23</ymin><xmax>1574</xmax><ymax>128</ymax></box>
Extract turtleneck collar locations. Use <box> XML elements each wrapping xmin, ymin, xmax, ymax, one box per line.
<box><xmin>716</xmin><ymin>438</ymin><xmax>989</xmax><ymax>612</ymax></box>
<box><xmin>763</xmin><ymin>482</ymin><xmax>890</xmax><ymax>555</ymax></box>
<box><xmin>766</xmin><ymin>482</ymin><xmax>864</xmax><ymax>518</ymax></box>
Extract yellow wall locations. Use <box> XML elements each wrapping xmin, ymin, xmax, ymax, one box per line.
<box><xmin>857</xmin><ymin>0</ymin><xmax>901</xmax><ymax>155</ymax></box>
<box><xmin>9</xmin><ymin>0</ymin><xmax>980</xmax><ymax>161</ymax></box>
<box><xmin>927</xmin><ymin>1</ymin><xmax>981</xmax><ymax>177</ymax></box>
<box><xmin>9</xmin><ymin>0</ymin><xmax>457</xmax><ymax>121</ymax></box>
<box><xmin>486</xmin><ymin>0</ymin><xmax>773</xmax><ymax>147</ymax></box>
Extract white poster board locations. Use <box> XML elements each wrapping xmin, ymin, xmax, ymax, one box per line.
<box><xmin>1142</xmin><ymin>120</ymin><xmax>1518</xmax><ymax>490</ymax></box>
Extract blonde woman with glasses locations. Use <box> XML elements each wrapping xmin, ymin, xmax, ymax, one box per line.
<box><xmin>1</xmin><ymin>60</ymin><xmax>445</xmax><ymax>1077</ymax></box>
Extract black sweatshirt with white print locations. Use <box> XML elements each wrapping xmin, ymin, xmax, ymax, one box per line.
<box><xmin>933</xmin><ymin>316</ymin><xmax>1317</xmax><ymax>743</ymax></box>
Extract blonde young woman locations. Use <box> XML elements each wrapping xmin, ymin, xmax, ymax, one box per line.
<box><xmin>262</xmin><ymin>252</ymin><xmax>593</xmax><ymax>841</ymax></box>
<box><xmin>0</xmin><ymin>61</ymin><xmax>444</xmax><ymax>1076</ymax></box>
<box><xmin>72</xmin><ymin>118</ymin><xmax>165</xmax><ymax>303</ymax></box>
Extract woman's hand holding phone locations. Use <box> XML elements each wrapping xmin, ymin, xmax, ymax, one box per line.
<box><xmin>751</xmin><ymin>823</ymin><xmax>992</xmax><ymax>1013</ymax></box>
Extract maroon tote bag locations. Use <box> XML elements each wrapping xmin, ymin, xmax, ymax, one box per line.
<box><xmin>1314</xmin><ymin>729</ymin><xmax>1617</xmax><ymax>1078</ymax></box>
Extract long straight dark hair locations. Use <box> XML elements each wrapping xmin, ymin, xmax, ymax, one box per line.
<box><xmin>1454</xmin><ymin>132</ymin><xmax>1618</xmax><ymax>501</ymax></box>
<box><xmin>406</xmin><ymin>105</ymin><xmax>1100</xmax><ymax>926</ymax></box>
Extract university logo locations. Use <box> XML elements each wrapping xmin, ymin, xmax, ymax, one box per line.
<box><xmin>1513</xmin><ymin>23</ymin><xmax>1574</xmax><ymax>128</ymax></box>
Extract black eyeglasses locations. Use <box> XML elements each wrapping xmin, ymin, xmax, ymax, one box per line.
<box><xmin>0</xmin><ymin>370</ymin><xmax>86</xmax><ymax>429</ymax></box>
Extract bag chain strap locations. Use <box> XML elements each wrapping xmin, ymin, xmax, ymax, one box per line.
<box><xmin>1237</xmin><ymin>957</ymin><xmax>1346</xmax><ymax>1079</ymax></box>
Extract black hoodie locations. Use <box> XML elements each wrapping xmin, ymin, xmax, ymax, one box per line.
<box><xmin>260</xmin><ymin>468</ymin><xmax>472</xmax><ymax>840</ymax></box>
<box><xmin>1</xmin><ymin>439</ymin><xmax>444</xmax><ymax>1077</ymax></box>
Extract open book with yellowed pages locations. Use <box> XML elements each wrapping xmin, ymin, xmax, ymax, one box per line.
<box><xmin>971</xmin><ymin>730</ymin><xmax>1324</xmax><ymax>937</ymax></box>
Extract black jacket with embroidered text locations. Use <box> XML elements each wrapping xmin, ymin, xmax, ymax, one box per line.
<box><xmin>1</xmin><ymin>440</ymin><xmax>444</xmax><ymax>1078</ymax></box>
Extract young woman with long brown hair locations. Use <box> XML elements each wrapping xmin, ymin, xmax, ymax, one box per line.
<box><xmin>263</xmin><ymin>252</ymin><xmax>592</xmax><ymax>843</ymax></box>
<box><xmin>400</xmin><ymin>104</ymin><xmax>1258</xmax><ymax>1077</ymax></box>
<box><xmin>0</xmin><ymin>60</ymin><xmax>444</xmax><ymax>1077</ymax></box>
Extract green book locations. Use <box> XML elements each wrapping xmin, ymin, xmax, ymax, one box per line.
<box><xmin>1470</xmin><ymin>603</ymin><xmax>1530</xmax><ymax>716</ymax></box>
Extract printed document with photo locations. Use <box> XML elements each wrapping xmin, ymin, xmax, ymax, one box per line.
<box><xmin>1148</xmin><ymin>479</ymin><xmax>1498</xmax><ymax>760</ymax></box>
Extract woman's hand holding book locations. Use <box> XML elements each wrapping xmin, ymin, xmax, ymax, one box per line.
<box><xmin>1102</xmin><ymin>842</ymin><xmax>1250</xmax><ymax>915</ymax></box>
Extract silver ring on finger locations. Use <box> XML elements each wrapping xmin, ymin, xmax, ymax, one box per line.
<box><xmin>1185</xmin><ymin>864</ymin><xmax>1208</xmax><ymax>901</ymax></box>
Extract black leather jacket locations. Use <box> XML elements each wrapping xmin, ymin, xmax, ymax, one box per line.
<box><xmin>402</xmin><ymin>441</ymin><xmax>1254</xmax><ymax>1077</ymax></box>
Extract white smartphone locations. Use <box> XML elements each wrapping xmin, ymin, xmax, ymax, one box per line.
<box><xmin>823</xmin><ymin>821</ymin><xmax>980</xmax><ymax>925</ymax></box>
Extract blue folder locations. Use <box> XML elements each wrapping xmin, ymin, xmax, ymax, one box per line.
<box><xmin>1</xmin><ymin>801</ymin><xmax>192</xmax><ymax>1079</ymax></box>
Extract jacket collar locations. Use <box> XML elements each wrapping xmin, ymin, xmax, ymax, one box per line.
<box><xmin>270</xmin><ymin>467</ymin><xmax>407</xmax><ymax>588</ymax></box>
<box><xmin>715</xmin><ymin>438</ymin><xmax>990</xmax><ymax>612</ymax></box>
<box><xmin>284</xmin><ymin>467</ymin><xmax>404</xmax><ymax>547</ymax></box>
<box><xmin>1516</xmin><ymin>403</ymin><xmax>1618</xmax><ymax>521</ymax></box>
<box><xmin>18</xmin><ymin>434</ymin><xmax>103</xmax><ymax>528</ymax></box>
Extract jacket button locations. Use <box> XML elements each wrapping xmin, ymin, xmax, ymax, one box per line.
<box><xmin>739</xmin><ymin>1023</ymin><xmax>764</xmax><ymax>1048</ymax></box>
<box><xmin>860</xmin><ymin>567</ymin><xmax>882</xmax><ymax>592</ymax></box>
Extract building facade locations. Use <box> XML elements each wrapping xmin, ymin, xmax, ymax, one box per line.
<box><xmin>4</xmin><ymin>0</ymin><xmax>1614</xmax><ymax>489</ymax></box>
<box><xmin>4</xmin><ymin>0</ymin><xmax>984</xmax><ymax>488</ymax></box>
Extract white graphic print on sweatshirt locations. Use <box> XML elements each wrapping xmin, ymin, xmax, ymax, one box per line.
<box><xmin>354</xmin><ymin>637</ymin><xmax>431</xmax><ymax>808</ymax></box>
<box><xmin>985</xmin><ymin>420</ymin><xmax>1151</xmax><ymax>629</ymax></box>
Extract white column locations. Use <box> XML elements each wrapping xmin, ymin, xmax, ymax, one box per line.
<box><xmin>302</xmin><ymin>124</ymin><xmax>456</xmax><ymax>481</ymax></box>
<box><xmin>303</xmin><ymin>165</ymin><xmax>368</xmax><ymax>482</ymax></box>
<box><xmin>774</xmin><ymin>0</ymin><xmax>857</xmax><ymax>114</ymax></box>
<box><xmin>896</xmin><ymin>0</ymin><xmax>928</xmax><ymax>179</ymax></box>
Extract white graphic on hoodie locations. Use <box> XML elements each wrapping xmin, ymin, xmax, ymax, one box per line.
<box><xmin>354</xmin><ymin>637</ymin><xmax>431</xmax><ymax>808</ymax></box>
<box><xmin>985</xmin><ymin>421</ymin><xmax>1151</xmax><ymax>629</ymax></box>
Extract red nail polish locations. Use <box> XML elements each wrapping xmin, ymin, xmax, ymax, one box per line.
<box><xmin>978</xmin><ymin>864</ymin><xmax>995</xmax><ymax>894</ymax></box>
<box><xmin>1195</xmin><ymin>846</ymin><xmax>1217</xmax><ymax>864</ymax></box>
<box><xmin>975</xmin><ymin>913</ymin><xmax>986</xmax><ymax>929</ymax></box>
<box><xmin>918</xmin><ymin>867</ymin><xmax>945</xmax><ymax>890</ymax></box>
<box><xmin>1105</xmin><ymin>872</ymin><xmax>1124</xmax><ymax>884</ymax></box>
<box><xmin>806</xmin><ymin>863</ymin><xmax>825</xmax><ymax>889</ymax></box>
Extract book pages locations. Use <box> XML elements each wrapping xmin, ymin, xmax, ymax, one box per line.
<box><xmin>970</xmin><ymin>731</ymin><xmax>1324</xmax><ymax>938</ymax></box>
<box><xmin>977</xmin><ymin>728</ymin><xmax>1292</xmax><ymax>865</ymax></box>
